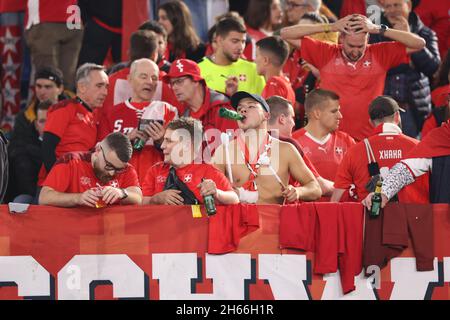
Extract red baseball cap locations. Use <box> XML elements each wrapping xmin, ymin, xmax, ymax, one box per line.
<box><xmin>162</xmin><ymin>59</ymin><xmax>204</xmax><ymax>83</ymax></box>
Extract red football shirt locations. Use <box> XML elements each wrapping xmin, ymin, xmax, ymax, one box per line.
<box><xmin>44</xmin><ymin>99</ymin><xmax>98</xmax><ymax>158</ymax></box>
<box><xmin>142</xmin><ymin>162</ymin><xmax>233</xmax><ymax>203</ymax></box>
<box><xmin>300</xmin><ymin>37</ymin><xmax>409</xmax><ymax>141</ymax></box>
<box><xmin>292</xmin><ymin>129</ymin><xmax>356</xmax><ymax>181</ymax></box>
<box><xmin>98</xmin><ymin>99</ymin><xmax>178</xmax><ymax>182</ymax></box>
<box><xmin>334</xmin><ymin>123</ymin><xmax>429</xmax><ymax>203</ymax></box>
<box><xmin>25</xmin><ymin>0</ymin><xmax>76</xmax><ymax>26</ymax></box>
<box><xmin>43</xmin><ymin>152</ymin><xmax>140</xmax><ymax>195</ymax></box>
<box><xmin>261</xmin><ymin>76</ymin><xmax>296</xmax><ymax>107</ymax></box>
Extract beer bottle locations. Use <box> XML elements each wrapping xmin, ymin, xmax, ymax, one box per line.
<box><xmin>219</xmin><ymin>107</ymin><xmax>245</xmax><ymax>121</ymax></box>
<box><xmin>133</xmin><ymin>139</ymin><xmax>145</xmax><ymax>151</ymax></box>
<box><xmin>369</xmin><ymin>180</ymin><xmax>383</xmax><ymax>218</ymax></box>
<box><xmin>202</xmin><ymin>179</ymin><xmax>217</xmax><ymax>216</ymax></box>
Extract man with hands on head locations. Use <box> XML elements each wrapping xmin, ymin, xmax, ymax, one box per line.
<box><xmin>142</xmin><ymin>117</ymin><xmax>239</xmax><ymax>206</ymax></box>
<box><xmin>39</xmin><ymin>132</ymin><xmax>142</xmax><ymax>208</ymax></box>
<box><xmin>280</xmin><ymin>13</ymin><xmax>425</xmax><ymax>141</ymax></box>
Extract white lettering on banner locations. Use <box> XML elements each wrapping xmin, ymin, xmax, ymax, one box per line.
<box><xmin>0</xmin><ymin>254</ymin><xmax>449</xmax><ymax>299</ymax></box>
<box><xmin>321</xmin><ymin>271</ymin><xmax>377</xmax><ymax>300</ymax></box>
<box><xmin>444</xmin><ymin>258</ymin><xmax>450</xmax><ymax>284</ymax></box>
<box><xmin>0</xmin><ymin>256</ymin><xmax>51</xmax><ymax>298</ymax></box>
<box><xmin>65</xmin><ymin>265</ymin><xmax>81</xmax><ymax>291</ymax></box>
<box><xmin>390</xmin><ymin>258</ymin><xmax>438</xmax><ymax>300</ymax></box>
<box><xmin>258</xmin><ymin>254</ymin><xmax>309</xmax><ymax>300</ymax></box>
<box><xmin>153</xmin><ymin>253</ymin><xmax>251</xmax><ymax>300</ymax></box>
<box><xmin>58</xmin><ymin>255</ymin><xmax>146</xmax><ymax>300</ymax></box>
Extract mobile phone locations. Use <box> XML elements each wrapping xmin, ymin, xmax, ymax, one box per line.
<box><xmin>138</xmin><ymin>119</ymin><xmax>164</xmax><ymax>131</ymax></box>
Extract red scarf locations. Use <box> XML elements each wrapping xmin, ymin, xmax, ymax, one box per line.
<box><xmin>237</xmin><ymin>133</ymin><xmax>272</xmax><ymax>191</ymax></box>
<box><xmin>407</xmin><ymin>121</ymin><xmax>450</xmax><ymax>159</ymax></box>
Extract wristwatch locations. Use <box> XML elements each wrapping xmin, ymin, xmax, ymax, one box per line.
<box><xmin>379</xmin><ymin>24</ymin><xmax>389</xmax><ymax>37</ymax></box>
<box><xmin>120</xmin><ymin>188</ymin><xmax>129</xmax><ymax>200</ymax></box>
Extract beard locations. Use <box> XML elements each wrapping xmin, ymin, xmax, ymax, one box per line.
<box><xmin>223</xmin><ymin>50</ymin><xmax>240</xmax><ymax>63</ymax></box>
<box><xmin>93</xmin><ymin>161</ymin><xmax>114</xmax><ymax>184</ymax></box>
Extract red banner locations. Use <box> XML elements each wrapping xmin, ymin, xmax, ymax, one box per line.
<box><xmin>0</xmin><ymin>204</ymin><xmax>449</xmax><ymax>300</ymax></box>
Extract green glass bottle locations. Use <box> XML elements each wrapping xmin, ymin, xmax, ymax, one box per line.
<box><xmin>133</xmin><ymin>139</ymin><xmax>145</xmax><ymax>151</ymax></box>
<box><xmin>370</xmin><ymin>180</ymin><xmax>383</xmax><ymax>218</ymax></box>
<box><xmin>202</xmin><ymin>178</ymin><xmax>217</xmax><ymax>216</ymax></box>
<box><xmin>219</xmin><ymin>107</ymin><xmax>245</xmax><ymax>121</ymax></box>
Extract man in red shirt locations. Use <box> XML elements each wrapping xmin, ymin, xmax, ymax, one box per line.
<box><xmin>39</xmin><ymin>132</ymin><xmax>142</xmax><ymax>208</ymax></box>
<box><xmin>293</xmin><ymin>89</ymin><xmax>356</xmax><ymax>183</ymax></box>
<box><xmin>332</xmin><ymin>95</ymin><xmax>429</xmax><ymax>203</ymax></box>
<box><xmin>40</xmin><ymin>63</ymin><xmax>109</xmax><ymax>186</ymax></box>
<box><xmin>142</xmin><ymin>118</ymin><xmax>239</xmax><ymax>205</ymax></box>
<box><xmin>99</xmin><ymin>58</ymin><xmax>178</xmax><ymax>182</ymax></box>
<box><xmin>255</xmin><ymin>36</ymin><xmax>296</xmax><ymax>107</ymax></box>
<box><xmin>162</xmin><ymin>58</ymin><xmax>238</xmax><ymax>155</ymax></box>
<box><xmin>266</xmin><ymin>95</ymin><xmax>334</xmax><ymax>197</ymax></box>
<box><xmin>280</xmin><ymin>14</ymin><xmax>426</xmax><ymax>141</ymax></box>
<box><xmin>103</xmin><ymin>30</ymin><xmax>181</xmax><ymax>113</ymax></box>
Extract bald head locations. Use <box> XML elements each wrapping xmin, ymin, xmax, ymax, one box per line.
<box><xmin>130</xmin><ymin>58</ymin><xmax>159</xmax><ymax>79</ymax></box>
<box><xmin>128</xmin><ymin>58</ymin><xmax>159</xmax><ymax>102</ymax></box>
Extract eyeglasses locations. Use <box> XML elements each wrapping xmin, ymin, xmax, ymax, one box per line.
<box><xmin>169</xmin><ymin>76</ymin><xmax>190</xmax><ymax>87</ymax></box>
<box><xmin>285</xmin><ymin>1</ymin><xmax>309</xmax><ymax>9</ymax></box>
<box><xmin>99</xmin><ymin>145</ymin><xmax>127</xmax><ymax>174</ymax></box>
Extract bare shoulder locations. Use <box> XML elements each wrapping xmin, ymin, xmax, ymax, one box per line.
<box><xmin>275</xmin><ymin>138</ymin><xmax>298</xmax><ymax>154</ymax></box>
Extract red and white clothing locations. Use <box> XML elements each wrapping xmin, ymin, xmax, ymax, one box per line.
<box><xmin>334</xmin><ymin>123</ymin><xmax>429</xmax><ymax>203</ymax></box>
<box><xmin>98</xmin><ymin>99</ymin><xmax>178</xmax><ymax>182</ymax></box>
<box><xmin>44</xmin><ymin>99</ymin><xmax>98</xmax><ymax>156</ymax></box>
<box><xmin>142</xmin><ymin>162</ymin><xmax>233</xmax><ymax>204</ymax></box>
<box><xmin>300</xmin><ymin>36</ymin><xmax>409</xmax><ymax>141</ymax></box>
<box><xmin>38</xmin><ymin>98</ymin><xmax>99</xmax><ymax>185</ymax></box>
<box><xmin>25</xmin><ymin>0</ymin><xmax>77</xmax><ymax>29</ymax></box>
<box><xmin>98</xmin><ymin>99</ymin><xmax>178</xmax><ymax>140</ymax></box>
<box><xmin>261</xmin><ymin>75</ymin><xmax>296</xmax><ymax>107</ymax></box>
<box><xmin>292</xmin><ymin>129</ymin><xmax>356</xmax><ymax>181</ymax></box>
<box><xmin>43</xmin><ymin>152</ymin><xmax>139</xmax><ymax>197</ymax></box>
<box><xmin>102</xmin><ymin>66</ymin><xmax>182</xmax><ymax>113</ymax></box>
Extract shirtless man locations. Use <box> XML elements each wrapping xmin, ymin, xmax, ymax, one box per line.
<box><xmin>212</xmin><ymin>91</ymin><xmax>321</xmax><ymax>204</ymax></box>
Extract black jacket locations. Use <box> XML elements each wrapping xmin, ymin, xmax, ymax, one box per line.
<box><xmin>369</xmin><ymin>12</ymin><xmax>441</xmax><ymax>130</ymax></box>
<box><xmin>6</xmin><ymin>107</ymin><xmax>42</xmax><ymax>199</ymax></box>
<box><xmin>5</xmin><ymin>92</ymin><xmax>74</xmax><ymax>199</ymax></box>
